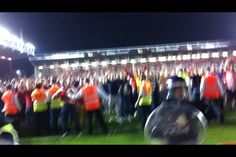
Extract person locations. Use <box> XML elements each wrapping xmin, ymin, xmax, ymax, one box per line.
<box><xmin>200</xmin><ymin>66</ymin><xmax>224</xmax><ymax>123</ymax></box>
<box><xmin>0</xmin><ymin>110</ymin><xmax>19</xmax><ymax>145</ymax></box>
<box><xmin>150</xmin><ymin>71</ymin><xmax>160</xmax><ymax>111</ymax></box>
<box><xmin>16</xmin><ymin>82</ymin><xmax>27</xmax><ymax>135</ymax></box>
<box><xmin>31</xmin><ymin>83</ymin><xmax>50</xmax><ymax>136</ymax></box>
<box><xmin>24</xmin><ymin>79</ymin><xmax>34</xmax><ymax>135</ymax></box>
<box><xmin>135</xmin><ymin>74</ymin><xmax>152</xmax><ymax>128</ymax></box>
<box><xmin>52</xmin><ymin>80</ymin><xmax>80</xmax><ymax>137</ymax></box>
<box><xmin>68</xmin><ymin>78</ymin><xmax>108</xmax><ymax>134</ymax></box>
<box><xmin>224</xmin><ymin>58</ymin><xmax>236</xmax><ymax>110</ymax></box>
<box><xmin>189</xmin><ymin>69</ymin><xmax>202</xmax><ymax>108</ymax></box>
<box><xmin>166</xmin><ymin>76</ymin><xmax>189</xmax><ymax>101</ymax></box>
<box><xmin>1</xmin><ymin>85</ymin><xmax>21</xmax><ymax>127</ymax></box>
<box><xmin>178</xmin><ymin>68</ymin><xmax>190</xmax><ymax>87</ymax></box>
<box><xmin>117</xmin><ymin>76</ymin><xmax>132</xmax><ymax>123</ymax></box>
<box><xmin>158</xmin><ymin>70</ymin><xmax>168</xmax><ymax>103</ymax></box>
<box><xmin>46</xmin><ymin>77</ymin><xmax>62</xmax><ymax>134</ymax></box>
<box><xmin>149</xmin><ymin>76</ymin><xmax>202</xmax><ymax>144</ymax></box>
<box><xmin>107</xmin><ymin>73</ymin><xmax>119</xmax><ymax>122</ymax></box>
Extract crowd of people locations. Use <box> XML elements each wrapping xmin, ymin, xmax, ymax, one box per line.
<box><xmin>0</xmin><ymin>56</ymin><xmax>236</xmax><ymax>139</ymax></box>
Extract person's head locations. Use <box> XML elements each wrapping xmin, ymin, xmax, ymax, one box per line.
<box><xmin>73</xmin><ymin>81</ymin><xmax>80</xmax><ymax>89</ymax></box>
<box><xmin>84</xmin><ymin>78</ymin><xmax>90</xmax><ymax>85</ymax></box>
<box><xmin>166</xmin><ymin>76</ymin><xmax>188</xmax><ymax>101</ymax></box>
<box><xmin>6</xmin><ymin>84</ymin><xmax>12</xmax><ymax>91</ymax></box>
<box><xmin>17</xmin><ymin>83</ymin><xmax>25</xmax><ymax>93</ymax></box>
<box><xmin>183</xmin><ymin>68</ymin><xmax>187</xmax><ymax>72</ymax></box>
<box><xmin>141</xmin><ymin>73</ymin><xmax>146</xmax><ymax>81</ymax></box>
<box><xmin>35</xmin><ymin>83</ymin><xmax>42</xmax><ymax>89</ymax></box>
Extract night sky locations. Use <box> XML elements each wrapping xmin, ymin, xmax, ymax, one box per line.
<box><xmin>0</xmin><ymin>13</ymin><xmax>236</xmax><ymax>54</ymax></box>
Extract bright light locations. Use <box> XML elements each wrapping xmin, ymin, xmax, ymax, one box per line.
<box><xmin>201</xmin><ymin>53</ymin><xmax>209</xmax><ymax>59</ymax></box>
<box><xmin>130</xmin><ymin>59</ymin><xmax>136</xmax><ymax>64</ymax></box>
<box><xmin>16</xmin><ymin>70</ymin><xmax>21</xmax><ymax>76</ymax></box>
<box><xmin>167</xmin><ymin>56</ymin><xmax>172</xmax><ymax>61</ymax></box>
<box><xmin>60</xmin><ymin>63</ymin><xmax>69</xmax><ymax>69</ymax></box>
<box><xmin>177</xmin><ymin>55</ymin><xmax>182</xmax><ymax>61</ymax></box>
<box><xmin>0</xmin><ymin>26</ymin><xmax>35</xmax><ymax>56</ymax></box>
<box><xmin>222</xmin><ymin>51</ymin><xmax>228</xmax><ymax>58</ymax></box>
<box><xmin>187</xmin><ymin>44</ymin><xmax>192</xmax><ymax>51</ymax></box>
<box><xmin>182</xmin><ymin>54</ymin><xmax>191</xmax><ymax>60</ymax></box>
<box><xmin>38</xmin><ymin>66</ymin><xmax>43</xmax><ymax>70</ymax></box>
<box><xmin>49</xmin><ymin>65</ymin><xmax>55</xmax><ymax>69</ymax></box>
<box><xmin>171</xmin><ymin>56</ymin><xmax>176</xmax><ymax>61</ymax></box>
<box><xmin>233</xmin><ymin>50</ymin><xmax>236</xmax><ymax>56</ymax></box>
<box><xmin>192</xmin><ymin>54</ymin><xmax>196</xmax><ymax>59</ymax></box>
<box><xmin>101</xmin><ymin>61</ymin><xmax>108</xmax><ymax>67</ymax></box>
<box><xmin>25</xmin><ymin>42</ymin><xmax>35</xmax><ymax>50</ymax></box>
<box><xmin>196</xmin><ymin>54</ymin><xmax>201</xmax><ymax>59</ymax></box>
<box><xmin>38</xmin><ymin>72</ymin><xmax>42</xmax><ymax>78</ymax></box>
<box><xmin>205</xmin><ymin>43</ymin><xmax>215</xmax><ymax>49</ymax></box>
<box><xmin>158</xmin><ymin>56</ymin><xmax>167</xmax><ymax>62</ymax></box>
<box><xmin>81</xmin><ymin>62</ymin><xmax>89</xmax><ymax>68</ymax></box>
<box><xmin>91</xmin><ymin>62</ymin><xmax>98</xmax><ymax>67</ymax></box>
<box><xmin>186</xmin><ymin>54</ymin><xmax>191</xmax><ymax>60</ymax></box>
<box><xmin>1</xmin><ymin>56</ymin><xmax>6</xmax><ymax>59</ymax></box>
<box><xmin>0</xmin><ymin>27</ymin><xmax>10</xmax><ymax>38</ymax></box>
<box><xmin>138</xmin><ymin>49</ymin><xmax>143</xmax><ymax>54</ymax></box>
<box><xmin>212</xmin><ymin>52</ymin><xmax>219</xmax><ymax>58</ymax></box>
<box><xmin>8</xmin><ymin>57</ymin><xmax>12</xmax><ymax>61</ymax></box>
<box><xmin>121</xmin><ymin>59</ymin><xmax>128</xmax><ymax>65</ymax></box>
<box><xmin>148</xmin><ymin>57</ymin><xmax>157</xmax><ymax>63</ymax></box>
<box><xmin>111</xmin><ymin>60</ymin><xmax>117</xmax><ymax>65</ymax></box>
<box><xmin>71</xmin><ymin>63</ymin><xmax>78</xmax><ymax>68</ymax></box>
<box><xmin>140</xmin><ymin>58</ymin><xmax>147</xmax><ymax>63</ymax></box>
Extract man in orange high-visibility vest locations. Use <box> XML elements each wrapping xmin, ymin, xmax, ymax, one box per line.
<box><xmin>68</xmin><ymin>78</ymin><xmax>108</xmax><ymax>134</ymax></box>
<box><xmin>46</xmin><ymin>77</ymin><xmax>62</xmax><ymax>134</ymax></box>
<box><xmin>200</xmin><ymin>66</ymin><xmax>224</xmax><ymax>124</ymax></box>
<box><xmin>1</xmin><ymin>85</ymin><xmax>21</xmax><ymax>124</ymax></box>
<box><xmin>31</xmin><ymin>83</ymin><xmax>50</xmax><ymax>136</ymax></box>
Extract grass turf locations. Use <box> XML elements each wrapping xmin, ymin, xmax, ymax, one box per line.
<box><xmin>19</xmin><ymin>111</ymin><xmax>236</xmax><ymax>145</ymax></box>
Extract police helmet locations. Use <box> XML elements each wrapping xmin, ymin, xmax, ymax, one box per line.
<box><xmin>166</xmin><ymin>76</ymin><xmax>188</xmax><ymax>100</ymax></box>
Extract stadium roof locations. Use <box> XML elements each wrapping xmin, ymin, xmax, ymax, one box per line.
<box><xmin>30</xmin><ymin>40</ymin><xmax>232</xmax><ymax>62</ymax></box>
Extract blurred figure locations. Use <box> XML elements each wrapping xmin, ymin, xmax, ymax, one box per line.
<box><xmin>224</xmin><ymin>59</ymin><xmax>236</xmax><ymax>110</ymax></box>
<box><xmin>25</xmin><ymin>79</ymin><xmax>34</xmax><ymax>135</ymax></box>
<box><xmin>46</xmin><ymin>77</ymin><xmax>62</xmax><ymax>134</ymax></box>
<box><xmin>159</xmin><ymin>70</ymin><xmax>168</xmax><ymax>103</ymax></box>
<box><xmin>31</xmin><ymin>83</ymin><xmax>49</xmax><ymax>136</ymax></box>
<box><xmin>135</xmin><ymin>74</ymin><xmax>152</xmax><ymax>128</ymax></box>
<box><xmin>150</xmin><ymin>71</ymin><xmax>160</xmax><ymax>111</ymax></box>
<box><xmin>166</xmin><ymin>76</ymin><xmax>188</xmax><ymax>101</ymax></box>
<box><xmin>52</xmin><ymin>80</ymin><xmax>80</xmax><ymax>137</ymax></box>
<box><xmin>107</xmin><ymin>73</ymin><xmax>119</xmax><ymax>122</ymax></box>
<box><xmin>68</xmin><ymin>78</ymin><xmax>108</xmax><ymax>135</ymax></box>
<box><xmin>0</xmin><ymin>111</ymin><xmax>19</xmax><ymax>145</ymax></box>
<box><xmin>16</xmin><ymin>82</ymin><xmax>27</xmax><ymax>134</ymax></box>
<box><xmin>200</xmin><ymin>67</ymin><xmax>224</xmax><ymax>123</ymax></box>
<box><xmin>190</xmin><ymin>69</ymin><xmax>202</xmax><ymax>105</ymax></box>
<box><xmin>117</xmin><ymin>76</ymin><xmax>132</xmax><ymax>123</ymax></box>
<box><xmin>178</xmin><ymin>68</ymin><xmax>190</xmax><ymax>87</ymax></box>
<box><xmin>1</xmin><ymin>85</ymin><xmax>21</xmax><ymax>128</ymax></box>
